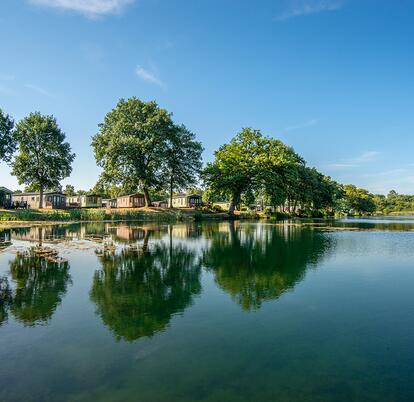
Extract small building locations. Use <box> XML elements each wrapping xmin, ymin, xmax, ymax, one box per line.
<box><xmin>116</xmin><ymin>193</ymin><xmax>145</xmax><ymax>208</ymax></box>
<box><xmin>168</xmin><ymin>193</ymin><xmax>202</xmax><ymax>208</ymax></box>
<box><xmin>0</xmin><ymin>187</ymin><xmax>12</xmax><ymax>209</ymax></box>
<box><xmin>152</xmin><ymin>200</ymin><xmax>168</xmax><ymax>208</ymax></box>
<box><xmin>66</xmin><ymin>194</ymin><xmax>102</xmax><ymax>208</ymax></box>
<box><xmin>102</xmin><ymin>198</ymin><xmax>117</xmax><ymax>208</ymax></box>
<box><xmin>14</xmin><ymin>191</ymin><xmax>66</xmax><ymax>209</ymax></box>
<box><xmin>213</xmin><ymin>201</ymin><xmax>231</xmax><ymax>211</ymax></box>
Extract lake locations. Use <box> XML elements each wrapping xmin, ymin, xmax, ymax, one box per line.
<box><xmin>1</xmin><ymin>219</ymin><xmax>414</xmax><ymax>401</ymax></box>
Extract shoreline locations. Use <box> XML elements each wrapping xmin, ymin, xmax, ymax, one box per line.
<box><xmin>0</xmin><ymin>207</ymin><xmax>242</xmax><ymax>228</ymax></box>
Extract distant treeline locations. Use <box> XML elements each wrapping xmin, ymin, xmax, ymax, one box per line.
<box><xmin>0</xmin><ymin>99</ymin><xmax>410</xmax><ymax>216</ymax></box>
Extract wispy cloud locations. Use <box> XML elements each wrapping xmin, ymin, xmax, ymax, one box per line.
<box><xmin>25</xmin><ymin>84</ymin><xmax>55</xmax><ymax>98</ymax></box>
<box><xmin>135</xmin><ymin>65</ymin><xmax>164</xmax><ymax>87</ymax></box>
<box><xmin>326</xmin><ymin>163</ymin><xmax>358</xmax><ymax>170</ymax></box>
<box><xmin>351</xmin><ymin>151</ymin><xmax>380</xmax><ymax>164</ymax></box>
<box><xmin>284</xmin><ymin>118</ymin><xmax>319</xmax><ymax>132</ymax></box>
<box><xmin>29</xmin><ymin>0</ymin><xmax>135</xmax><ymax>17</ymax></box>
<box><xmin>326</xmin><ymin>151</ymin><xmax>380</xmax><ymax>170</ymax></box>
<box><xmin>359</xmin><ymin>169</ymin><xmax>414</xmax><ymax>194</ymax></box>
<box><xmin>275</xmin><ymin>0</ymin><xmax>344</xmax><ymax>21</ymax></box>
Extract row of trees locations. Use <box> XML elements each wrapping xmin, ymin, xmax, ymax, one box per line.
<box><xmin>202</xmin><ymin>128</ymin><xmax>344</xmax><ymax>215</ymax></box>
<box><xmin>0</xmin><ymin>100</ymin><xmax>406</xmax><ymax>215</ymax></box>
<box><xmin>1</xmin><ymin>98</ymin><xmax>203</xmax><ymax>208</ymax></box>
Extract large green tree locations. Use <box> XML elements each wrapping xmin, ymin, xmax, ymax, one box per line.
<box><xmin>11</xmin><ymin>113</ymin><xmax>75</xmax><ymax>208</ymax></box>
<box><xmin>203</xmin><ymin>128</ymin><xmax>266</xmax><ymax>215</ymax></box>
<box><xmin>0</xmin><ymin>108</ymin><xmax>15</xmax><ymax>162</ymax></box>
<box><xmin>92</xmin><ymin>98</ymin><xmax>174</xmax><ymax>206</ymax></box>
<box><xmin>164</xmin><ymin>125</ymin><xmax>203</xmax><ymax>208</ymax></box>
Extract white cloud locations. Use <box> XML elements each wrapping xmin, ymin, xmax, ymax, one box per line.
<box><xmin>25</xmin><ymin>83</ymin><xmax>55</xmax><ymax>98</ymax></box>
<box><xmin>135</xmin><ymin>65</ymin><xmax>163</xmax><ymax>87</ymax></box>
<box><xmin>275</xmin><ymin>0</ymin><xmax>344</xmax><ymax>21</ymax></box>
<box><xmin>29</xmin><ymin>0</ymin><xmax>135</xmax><ymax>17</ymax></box>
<box><xmin>325</xmin><ymin>151</ymin><xmax>380</xmax><ymax>171</ymax></box>
<box><xmin>284</xmin><ymin>118</ymin><xmax>319</xmax><ymax>132</ymax></box>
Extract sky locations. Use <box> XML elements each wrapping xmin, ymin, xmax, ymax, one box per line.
<box><xmin>1</xmin><ymin>0</ymin><xmax>414</xmax><ymax>194</ymax></box>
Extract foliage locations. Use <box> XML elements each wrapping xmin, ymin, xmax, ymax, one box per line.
<box><xmin>64</xmin><ymin>184</ymin><xmax>75</xmax><ymax>196</ymax></box>
<box><xmin>164</xmin><ymin>124</ymin><xmax>203</xmax><ymax>207</ymax></box>
<box><xmin>203</xmin><ymin>128</ymin><xmax>266</xmax><ymax>214</ymax></box>
<box><xmin>203</xmin><ymin>128</ymin><xmax>342</xmax><ymax>216</ymax></box>
<box><xmin>0</xmin><ymin>108</ymin><xmax>15</xmax><ymax>162</ymax></box>
<box><xmin>336</xmin><ymin>184</ymin><xmax>376</xmax><ymax>215</ymax></box>
<box><xmin>92</xmin><ymin>98</ymin><xmax>174</xmax><ymax>206</ymax></box>
<box><xmin>371</xmin><ymin>190</ymin><xmax>414</xmax><ymax>214</ymax></box>
<box><xmin>11</xmin><ymin>113</ymin><xmax>75</xmax><ymax>208</ymax></box>
<box><xmin>0</xmin><ymin>207</ymin><xmax>214</xmax><ymax>222</ymax></box>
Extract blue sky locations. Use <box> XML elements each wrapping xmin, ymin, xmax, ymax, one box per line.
<box><xmin>1</xmin><ymin>0</ymin><xmax>414</xmax><ymax>194</ymax></box>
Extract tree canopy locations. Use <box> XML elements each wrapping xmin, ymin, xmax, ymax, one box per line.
<box><xmin>0</xmin><ymin>108</ymin><xmax>15</xmax><ymax>163</ymax></box>
<box><xmin>163</xmin><ymin>124</ymin><xmax>203</xmax><ymax>207</ymax></box>
<box><xmin>11</xmin><ymin>113</ymin><xmax>75</xmax><ymax>208</ymax></box>
<box><xmin>92</xmin><ymin>98</ymin><xmax>174</xmax><ymax>206</ymax></box>
<box><xmin>203</xmin><ymin>128</ymin><xmax>342</xmax><ymax>216</ymax></box>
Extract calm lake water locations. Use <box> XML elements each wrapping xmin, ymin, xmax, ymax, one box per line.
<box><xmin>1</xmin><ymin>219</ymin><xmax>414</xmax><ymax>401</ymax></box>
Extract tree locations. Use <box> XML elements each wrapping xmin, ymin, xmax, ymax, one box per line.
<box><xmin>164</xmin><ymin>125</ymin><xmax>203</xmax><ymax>208</ymax></box>
<box><xmin>11</xmin><ymin>113</ymin><xmax>75</xmax><ymax>208</ymax></box>
<box><xmin>337</xmin><ymin>184</ymin><xmax>376</xmax><ymax>215</ymax></box>
<box><xmin>256</xmin><ymin>137</ymin><xmax>303</xmax><ymax>211</ymax></box>
<box><xmin>203</xmin><ymin>128</ymin><xmax>266</xmax><ymax>215</ymax></box>
<box><xmin>0</xmin><ymin>108</ymin><xmax>15</xmax><ymax>162</ymax></box>
<box><xmin>64</xmin><ymin>184</ymin><xmax>75</xmax><ymax>196</ymax></box>
<box><xmin>92</xmin><ymin>98</ymin><xmax>174</xmax><ymax>207</ymax></box>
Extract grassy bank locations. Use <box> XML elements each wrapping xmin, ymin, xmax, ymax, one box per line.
<box><xmin>0</xmin><ymin>207</ymin><xmax>236</xmax><ymax>224</ymax></box>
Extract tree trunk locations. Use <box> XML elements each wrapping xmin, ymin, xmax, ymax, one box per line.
<box><xmin>228</xmin><ymin>193</ymin><xmax>239</xmax><ymax>216</ymax></box>
<box><xmin>143</xmin><ymin>188</ymin><xmax>151</xmax><ymax>207</ymax></box>
<box><xmin>39</xmin><ymin>185</ymin><xmax>44</xmax><ymax>209</ymax></box>
<box><xmin>169</xmin><ymin>175</ymin><xmax>174</xmax><ymax>209</ymax></box>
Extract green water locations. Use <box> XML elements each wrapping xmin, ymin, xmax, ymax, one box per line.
<box><xmin>1</xmin><ymin>219</ymin><xmax>414</xmax><ymax>401</ymax></box>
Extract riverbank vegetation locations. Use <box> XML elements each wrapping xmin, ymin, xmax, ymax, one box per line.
<box><xmin>0</xmin><ymin>207</ymin><xmax>232</xmax><ymax>224</ymax></box>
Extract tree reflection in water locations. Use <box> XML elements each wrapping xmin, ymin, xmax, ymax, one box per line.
<box><xmin>0</xmin><ymin>276</ymin><xmax>12</xmax><ymax>326</ymax></box>
<box><xmin>90</xmin><ymin>230</ymin><xmax>202</xmax><ymax>342</ymax></box>
<box><xmin>2</xmin><ymin>252</ymin><xmax>72</xmax><ymax>326</ymax></box>
<box><xmin>203</xmin><ymin>222</ymin><xmax>332</xmax><ymax>310</ymax></box>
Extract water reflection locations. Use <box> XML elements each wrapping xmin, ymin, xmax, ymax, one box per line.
<box><xmin>90</xmin><ymin>229</ymin><xmax>202</xmax><ymax>342</ymax></box>
<box><xmin>0</xmin><ymin>252</ymin><xmax>71</xmax><ymax>326</ymax></box>
<box><xmin>0</xmin><ymin>276</ymin><xmax>12</xmax><ymax>326</ymax></box>
<box><xmin>203</xmin><ymin>222</ymin><xmax>332</xmax><ymax>310</ymax></box>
